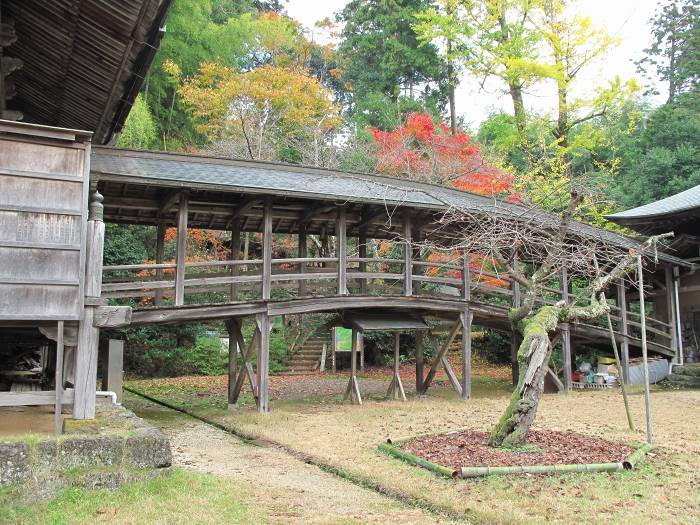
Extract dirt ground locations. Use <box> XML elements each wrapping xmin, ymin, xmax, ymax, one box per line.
<box><xmin>126</xmin><ymin>393</ymin><xmax>454</xmax><ymax>524</ymax></box>
<box><xmin>126</xmin><ymin>370</ymin><xmax>700</xmax><ymax>525</ymax></box>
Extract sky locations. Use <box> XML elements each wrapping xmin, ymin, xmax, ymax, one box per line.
<box><xmin>285</xmin><ymin>0</ymin><xmax>665</xmax><ymax>128</ymax></box>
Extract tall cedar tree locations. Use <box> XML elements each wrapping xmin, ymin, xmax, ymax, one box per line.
<box><xmin>336</xmin><ymin>0</ymin><xmax>446</xmax><ymax>110</ymax></box>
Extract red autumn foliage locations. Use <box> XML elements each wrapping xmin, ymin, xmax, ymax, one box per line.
<box><xmin>371</xmin><ymin>112</ymin><xmax>519</xmax><ymax>201</ymax></box>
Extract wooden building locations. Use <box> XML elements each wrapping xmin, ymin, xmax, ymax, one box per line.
<box><xmin>608</xmin><ymin>184</ymin><xmax>700</xmax><ymax>364</ymax></box>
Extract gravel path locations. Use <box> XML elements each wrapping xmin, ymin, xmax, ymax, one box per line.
<box><xmin>128</xmin><ymin>394</ymin><xmax>456</xmax><ymax>525</ymax></box>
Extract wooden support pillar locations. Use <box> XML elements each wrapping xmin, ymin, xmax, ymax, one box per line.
<box><xmin>510</xmin><ymin>257</ymin><xmax>521</xmax><ymax>386</ymax></box>
<box><xmin>256</xmin><ymin>313</ymin><xmax>270</xmax><ymax>413</ymax></box>
<box><xmin>460</xmin><ymin>309</ymin><xmax>473</xmax><ymax>400</ymax></box>
<box><xmin>155</xmin><ymin>221</ymin><xmax>166</xmax><ymax>306</ymax></box>
<box><xmin>637</xmin><ymin>255</ymin><xmax>653</xmax><ymax>445</ymax></box>
<box><xmin>617</xmin><ymin>281</ymin><xmax>630</xmax><ymax>383</ymax></box>
<box><xmin>226</xmin><ymin>319</ymin><xmax>241</xmax><ymax>409</ymax></box>
<box><xmin>331</xmin><ymin>327</ymin><xmax>337</xmax><ymax>373</ymax></box>
<box><xmin>343</xmin><ymin>328</ymin><xmax>362</xmax><ymax>404</ymax></box>
<box><xmin>359</xmin><ymin>331</ymin><xmax>365</xmax><ymax>371</ymax></box>
<box><xmin>230</xmin><ymin>219</ymin><xmax>241</xmax><ymax>302</ymax></box>
<box><xmin>337</xmin><ymin>205</ymin><xmax>347</xmax><ymax>296</ymax></box>
<box><xmin>175</xmin><ymin>192</ymin><xmax>189</xmax><ymax>306</ymax></box>
<box><xmin>229</xmin><ymin>325</ymin><xmax>259</xmax><ymax>405</ymax></box>
<box><xmin>54</xmin><ymin>321</ymin><xmax>64</xmax><ymax>435</ymax></box>
<box><xmin>403</xmin><ymin>214</ymin><xmax>412</xmax><ymax>296</ymax></box>
<box><xmin>101</xmin><ymin>339</ymin><xmax>124</xmax><ymax>403</ymax></box>
<box><xmin>298</xmin><ymin>225</ymin><xmax>307</xmax><ymax>297</ymax></box>
<box><xmin>664</xmin><ymin>266</ymin><xmax>678</xmax><ymax>355</ymax></box>
<box><xmin>387</xmin><ymin>333</ymin><xmax>406</xmax><ymax>401</ymax></box>
<box><xmin>560</xmin><ymin>268</ymin><xmax>572</xmax><ymax>391</ymax></box>
<box><xmin>358</xmin><ymin>230</ymin><xmax>368</xmax><ymax>295</ymax></box>
<box><xmin>74</xmin><ymin>188</ymin><xmax>104</xmax><ymax>420</ymax></box>
<box><xmin>673</xmin><ymin>266</ymin><xmax>684</xmax><ymax>365</ymax></box>
<box><xmin>422</xmin><ymin>321</ymin><xmax>461</xmax><ymax>395</ymax></box>
<box><xmin>262</xmin><ymin>199</ymin><xmax>273</xmax><ymax>301</ymax></box>
<box><xmin>415</xmin><ymin>330</ymin><xmax>424</xmax><ymax>395</ymax></box>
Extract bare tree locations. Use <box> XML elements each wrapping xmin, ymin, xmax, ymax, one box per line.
<box><xmin>412</xmin><ymin>186</ymin><xmax>670</xmax><ymax>448</ymax></box>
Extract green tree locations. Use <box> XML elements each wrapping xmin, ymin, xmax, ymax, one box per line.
<box><xmin>637</xmin><ymin>0</ymin><xmax>700</xmax><ymax>102</ymax></box>
<box><xmin>614</xmin><ymin>92</ymin><xmax>700</xmax><ymax>208</ymax></box>
<box><xmin>117</xmin><ymin>94</ymin><xmax>157</xmax><ymax>150</ymax></box>
<box><xmin>336</xmin><ymin>0</ymin><xmax>446</xmax><ymax>124</ymax></box>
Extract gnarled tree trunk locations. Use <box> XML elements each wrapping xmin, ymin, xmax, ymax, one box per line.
<box><xmin>488</xmin><ymin>305</ymin><xmax>561</xmax><ymax>448</ymax></box>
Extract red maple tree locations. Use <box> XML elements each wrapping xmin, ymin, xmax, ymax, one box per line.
<box><xmin>371</xmin><ymin>112</ymin><xmax>518</xmax><ymax>200</ymax></box>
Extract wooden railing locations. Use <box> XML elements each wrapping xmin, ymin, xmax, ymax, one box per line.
<box><xmin>101</xmin><ymin>255</ymin><xmax>675</xmax><ymax>351</ymax></box>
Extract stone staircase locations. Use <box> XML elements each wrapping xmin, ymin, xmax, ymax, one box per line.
<box><xmin>667</xmin><ymin>363</ymin><xmax>700</xmax><ymax>388</ymax></box>
<box><xmin>285</xmin><ymin>332</ymin><xmax>329</xmax><ymax>374</ymax></box>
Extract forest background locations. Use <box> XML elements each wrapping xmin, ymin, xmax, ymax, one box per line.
<box><xmin>108</xmin><ymin>0</ymin><xmax>700</xmax><ymax>376</ymax></box>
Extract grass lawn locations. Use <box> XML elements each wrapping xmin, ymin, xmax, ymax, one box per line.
<box><xmin>126</xmin><ymin>373</ymin><xmax>700</xmax><ymax>525</ymax></box>
<box><xmin>0</xmin><ymin>469</ymin><xmax>259</xmax><ymax>525</ymax></box>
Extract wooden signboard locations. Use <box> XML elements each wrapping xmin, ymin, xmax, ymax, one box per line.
<box><xmin>0</xmin><ymin>121</ymin><xmax>91</xmax><ymax>321</ymax></box>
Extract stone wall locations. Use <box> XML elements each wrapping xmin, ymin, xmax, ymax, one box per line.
<box><xmin>0</xmin><ymin>404</ymin><xmax>171</xmax><ymax>488</ymax></box>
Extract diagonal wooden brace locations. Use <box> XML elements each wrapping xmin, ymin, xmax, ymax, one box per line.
<box><xmin>421</xmin><ymin>320</ymin><xmax>461</xmax><ymax>395</ymax></box>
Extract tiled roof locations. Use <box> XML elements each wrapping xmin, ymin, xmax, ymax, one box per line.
<box><xmin>607</xmin><ymin>184</ymin><xmax>700</xmax><ymax>219</ymax></box>
<box><xmin>91</xmin><ymin>147</ymin><xmax>690</xmax><ymax>266</ymax></box>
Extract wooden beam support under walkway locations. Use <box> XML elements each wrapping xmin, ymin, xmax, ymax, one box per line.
<box><xmin>343</xmin><ymin>328</ymin><xmax>362</xmax><ymax>405</ymax></box>
<box><xmin>386</xmin><ymin>332</ymin><xmax>406</xmax><ymax>401</ymax></box>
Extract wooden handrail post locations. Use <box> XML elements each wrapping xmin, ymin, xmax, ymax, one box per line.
<box><xmin>155</xmin><ymin>221</ymin><xmax>166</xmax><ymax>306</ymax></box>
<box><xmin>617</xmin><ymin>280</ymin><xmax>630</xmax><ymax>383</ymax></box>
<box><xmin>262</xmin><ymin>198</ymin><xmax>272</xmax><ymax>301</ymax></box>
<box><xmin>337</xmin><ymin>205</ymin><xmax>347</xmax><ymax>296</ymax></box>
<box><xmin>560</xmin><ymin>268</ymin><xmax>572</xmax><ymax>391</ymax></box>
<box><xmin>174</xmin><ymin>192</ymin><xmax>188</xmax><ymax>306</ymax></box>
<box><xmin>403</xmin><ymin>214</ymin><xmax>412</xmax><ymax>296</ymax></box>
<box><xmin>298</xmin><ymin>224</ymin><xmax>307</xmax><ymax>297</ymax></box>
<box><xmin>230</xmin><ymin>218</ymin><xmax>241</xmax><ymax>302</ymax></box>
<box><xmin>664</xmin><ymin>266</ymin><xmax>678</xmax><ymax>356</ymax></box>
<box><xmin>462</xmin><ymin>251</ymin><xmax>470</xmax><ymax>301</ymax></box>
<box><xmin>359</xmin><ymin>229</ymin><xmax>368</xmax><ymax>295</ymax></box>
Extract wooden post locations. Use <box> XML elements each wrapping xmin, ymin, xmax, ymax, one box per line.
<box><xmin>155</xmin><ymin>221</ymin><xmax>166</xmax><ymax>306</ymax></box>
<box><xmin>359</xmin><ymin>331</ymin><xmax>365</xmax><ymax>371</ymax></box>
<box><xmin>510</xmin><ymin>257</ymin><xmax>521</xmax><ymax>385</ymax></box>
<box><xmin>226</xmin><ymin>319</ymin><xmax>241</xmax><ymax>409</ymax></box>
<box><xmin>415</xmin><ymin>330</ymin><xmax>424</xmax><ymax>395</ymax></box>
<box><xmin>386</xmin><ymin>332</ymin><xmax>407</xmax><ymax>401</ymax></box>
<box><xmin>617</xmin><ymin>281</ymin><xmax>630</xmax><ymax>383</ymax></box>
<box><xmin>175</xmin><ymin>192</ymin><xmax>188</xmax><ymax>306</ymax></box>
<box><xmin>462</xmin><ymin>251</ymin><xmax>470</xmax><ymax>301</ymax></box>
<box><xmin>101</xmin><ymin>339</ymin><xmax>124</xmax><ymax>403</ymax></box>
<box><xmin>673</xmin><ymin>266</ymin><xmax>684</xmax><ymax>366</ymax></box>
<box><xmin>460</xmin><ymin>309</ymin><xmax>472</xmax><ymax>400</ymax></box>
<box><xmin>412</xmin><ymin>231</ymin><xmax>422</xmax><ymax>296</ymax></box>
<box><xmin>54</xmin><ymin>321</ymin><xmax>64</xmax><ymax>435</ymax></box>
<box><xmin>664</xmin><ymin>266</ymin><xmax>679</xmax><ymax>357</ymax></box>
<box><xmin>256</xmin><ymin>313</ymin><xmax>270</xmax><ymax>413</ymax></box>
<box><xmin>74</xmin><ymin>189</ymin><xmax>105</xmax><ymax>420</ymax></box>
<box><xmin>359</xmin><ymin>230</ymin><xmax>368</xmax><ymax>295</ymax></box>
<box><xmin>331</xmin><ymin>327</ymin><xmax>337</xmax><ymax>373</ymax></box>
<box><xmin>403</xmin><ymin>214</ymin><xmax>412</xmax><ymax>296</ymax></box>
<box><xmin>422</xmin><ymin>321</ymin><xmax>461</xmax><ymax>395</ymax></box>
<box><xmin>561</xmin><ymin>268</ymin><xmax>572</xmax><ymax>391</ymax></box>
<box><xmin>637</xmin><ymin>255</ymin><xmax>653</xmax><ymax>445</ymax></box>
<box><xmin>337</xmin><ymin>205</ymin><xmax>347</xmax><ymax>296</ymax></box>
<box><xmin>298</xmin><ymin>225</ymin><xmax>307</xmax><ymax>297</ymax></box>
<box><xmin>262</xmin><ymin>199</ymin><xmax>273</xmax><ymax>301</ymax></box>
<box><xmin>230</xmin><ymin>219</ymin><xmax>241</xmax><ymax>302</ymax></box>
<box><xmin>343</xmin><ymin>327</ymin><xmax>362</xmax><ymax>404</ymax></box>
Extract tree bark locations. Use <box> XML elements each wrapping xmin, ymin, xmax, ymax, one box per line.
<box><xmin>509</xmin><ymin>82</ymin><xmax>526</xmax><ymax>137</ymax></box>
<box><xmin>488</xmin><ymin>305</ymin><xmax>560</xmax><ymax>448</ymax></box>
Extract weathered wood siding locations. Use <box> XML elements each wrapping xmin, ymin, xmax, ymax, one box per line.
<box><xmin>0</xmin><ymin>124</ymin><xmax>90</xmax><ymax>320</ymax></box>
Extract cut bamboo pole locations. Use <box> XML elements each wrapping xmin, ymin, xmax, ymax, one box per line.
<box><xmin>637</xmin><ymin>254</ymin><xmax>653</xmax><ymax>445</ymax></box>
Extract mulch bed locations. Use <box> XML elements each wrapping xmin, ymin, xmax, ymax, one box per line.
<box><xmin>401</xmin><ymin>430</ymin><xmax>634</xmax><ymax>470</ymax></box>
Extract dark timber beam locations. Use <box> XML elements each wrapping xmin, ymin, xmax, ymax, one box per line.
<box><xmin>158</xmin><ymin>190</ymin><xmax>182</xmax><ymax>217</ymax></box>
